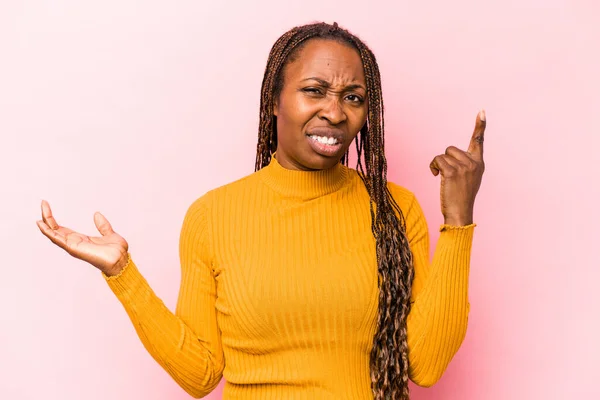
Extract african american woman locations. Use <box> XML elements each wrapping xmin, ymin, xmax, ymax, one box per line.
<box><xmin>37</xmin><ymin>22</ymin><xmax>486</xmax><ymax>400</ymax></box>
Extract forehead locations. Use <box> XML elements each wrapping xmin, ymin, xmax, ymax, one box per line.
<box><xmin>284</xmin><ymin>39</ymin><xmax>365</xmax><ymax>83</ymax></box>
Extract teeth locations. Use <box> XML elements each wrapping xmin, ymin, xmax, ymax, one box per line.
<box><xmin>310</xmin><ymin>135</ymin><xmax>338</xmax><ymax>145</ymax></box>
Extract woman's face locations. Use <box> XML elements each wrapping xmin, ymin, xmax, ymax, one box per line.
<box><xmin>273</xmin><ymin>38</ymin><xmax>368</xmax><ymax>171</ymax></box>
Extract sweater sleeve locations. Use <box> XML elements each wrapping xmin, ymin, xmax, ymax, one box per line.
<box><xmin>101</xmin><ymin>196</ymin><xmax>224</xmax><ymax>398</ymax></box>
<box><xmin>403</xmin><ymin>192</ymin><xmax>474</xmax><ymax>387</ymax></box>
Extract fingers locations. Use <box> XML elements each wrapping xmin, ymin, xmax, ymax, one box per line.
<box><xmin>41</xmin><ymin>200</ymin><xmax>59</xmax><ymax>230</ymax></box>
<box><xmin>445</xmin><ymin>145</ymin><xmax>474</xmax><ymax>163</ymax></box>
<box><xmin>36</xmin><ymin>219</ymin><xmax>68</xmax><ymax>250</ymax></box>
<box><xmin>432</xmin><ymin>145</ymin><xmax>482</xmax><ymax>176</ymax></box>
<box><xmin>94</xmin><ymin>212</ymin><xmax>115</xmax><ymax>237</ymax></box>
<box><xmin>467</xmin><ymin>109</ymin><xmax>486</xmax><ymax>159</ymax></box>
<box><xmin>430</xmin><ymin>155</ymin><xmax>458</xmax><ymax>177</ymax></box>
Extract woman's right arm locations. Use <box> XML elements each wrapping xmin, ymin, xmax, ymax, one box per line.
<box><xmin>37</xmin><ymin>197</ymin><xmax>224</xmax><ymax>398</ymax></box>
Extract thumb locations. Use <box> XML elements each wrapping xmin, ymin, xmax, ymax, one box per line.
<box><xmin>94</xmin><ymin>212</ymin><xmax>115</xmax><ymax>236</ymax></box>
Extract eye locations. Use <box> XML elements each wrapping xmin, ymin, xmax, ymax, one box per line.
<box><xmin>302</xmin><ymin>87</ymin><xmax>323</xmax><ymax>95</ymax></box>
<box><xmin>345</xmin><ymin>94</ymin><xmax>364</xmax><ymax>103</ymax></box>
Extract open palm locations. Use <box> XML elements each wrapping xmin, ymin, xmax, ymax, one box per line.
<box><xmin>36</xmin><ymin>200</ymin><xmax>129</xmax><ymax>275</ymax></box>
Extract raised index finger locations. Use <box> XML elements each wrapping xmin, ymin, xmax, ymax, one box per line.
<box><xmin>467</xmin><ymin>109</ymin><xmax>486</xmax><ymax>159</ymax></box>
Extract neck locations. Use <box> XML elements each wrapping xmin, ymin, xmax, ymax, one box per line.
<box><xmin>259</xmin><ymin>152</ymin><xmax>349</xmax><ymax>200</ymax></box>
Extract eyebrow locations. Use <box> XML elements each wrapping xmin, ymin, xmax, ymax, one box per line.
<box><xmin>301</xmin><ymin>77</ymin><xmax>366</xmax><ymax>91</ymax></box>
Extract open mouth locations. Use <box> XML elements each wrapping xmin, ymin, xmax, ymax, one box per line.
<box><xmin>308</xmin><ymin>134</ymin><xmax>340</xmax><ymax>146</ymax></box>
<box><xmin>306</xmin><ymin>134</ymin><xmax>343</xmax><ymax>156</ymax></box>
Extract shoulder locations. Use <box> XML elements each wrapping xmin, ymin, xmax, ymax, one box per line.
<box><xmin>345</xmin><ymin>170</ymin><xmax>419</xmax><ymax>217</ymax></box>
<box><xmin>210</xmin><ymin>170</ymin><xmax>261</xmax><ymax>198</ymax></box>
<box><xmin>386</xmin><ymin>181</ymin><xmax>417</xmax><ymax>212</ymax></box>
<box><xmin>185</xmin><ymin>169</ymin><xmax>262</xmax><ymax>213</ymax></box>
<box><xmin>385</xmin><ymin>181</ymin><xmax>428</xmax><ymax>232</ymax></box>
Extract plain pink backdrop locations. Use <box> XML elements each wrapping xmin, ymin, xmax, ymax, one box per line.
<box><xmin>1</xmin><ymin>1</ymin><xmax>598</xmax><ymax>399</ymax></box>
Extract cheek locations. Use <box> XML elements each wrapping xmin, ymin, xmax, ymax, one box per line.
<box><xmin>278</xmin><ymin>93</ymin><xmax>318</xmax><ymax>128</ymax></box>
<box><xmin>349</xmin><ymin>106</ymin><xmax>368</xmax><ymax>131</ymax></box>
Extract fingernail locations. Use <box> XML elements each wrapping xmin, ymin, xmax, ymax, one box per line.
<box><xmin>479</xmin><ymin>109</ymin><xmax>486</xmax><ymax>121</ymax></box>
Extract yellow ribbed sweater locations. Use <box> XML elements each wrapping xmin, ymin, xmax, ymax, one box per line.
<box><xmin>103</xmin><ymin>155</ymin><xmax>474</xmax><ymax>399</ymax></box>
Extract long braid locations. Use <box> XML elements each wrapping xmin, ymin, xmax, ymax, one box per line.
<box><xmin>255</xmin><ymin>22</ymin><xmax>415</xmax><ymax>400</ymax></box>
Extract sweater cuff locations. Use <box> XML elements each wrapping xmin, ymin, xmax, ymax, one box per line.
<box><xmin>101</xmin><ymin>253</ymin><xmax>149</xmax><ymax>301</ymax></box>
<box><xmin>439</xmin><ymin>223</ymin><xmax>477</xmax><ymax>232</ymax></box>
<box><xmin>437</xmin><ymin>223</ymin><xmax>476</xmax><ymax>252</ymax></box>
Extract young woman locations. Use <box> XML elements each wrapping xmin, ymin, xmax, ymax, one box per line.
<box><xmin>37</xmin><ymin>22</ymin><xmax>486</xmax><ymax>400</ymax></box>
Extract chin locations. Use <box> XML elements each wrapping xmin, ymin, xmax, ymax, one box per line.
<box><xmin>302</xmin><ymin>150</ymin><xmax>342</xmax><ymax>170</ymax></box>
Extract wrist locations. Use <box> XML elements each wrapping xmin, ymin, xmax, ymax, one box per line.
<box><xmin>105</xmin><ymin>254</ymin><xmax>129</xmax><ymax>277</ymax></box>
<box><xmin>443</xmin><ymin>215</ymin><xmax>473</xmax><ymax>226</ymax></box>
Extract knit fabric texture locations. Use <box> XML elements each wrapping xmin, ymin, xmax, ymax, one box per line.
<box><xmin>103</xmin><ymin>154</ymin><xmax>475</xmax><ymax>399</ymax></box>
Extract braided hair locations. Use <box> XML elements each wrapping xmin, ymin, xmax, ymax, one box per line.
<box><xmin>254</xmin><ymin>22</ymin><xmax>415</xmax><ymax>400</ymax></box>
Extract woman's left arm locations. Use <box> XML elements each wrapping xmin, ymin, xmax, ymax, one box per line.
<box><xmin>403</xmin><ymin>195</ymin><xmax>475</xmax><ymax>388</ymax></box>
<box><xmin>404</xmin><ymin>110</ymin><xmax>487</xmax><ymax>387</ymax></box>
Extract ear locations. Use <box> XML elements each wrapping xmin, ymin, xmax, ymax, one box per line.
<box><xmin>273</xmin><ymin>98</ymin><xmax>279</xmax><ymax>117</ymax></box>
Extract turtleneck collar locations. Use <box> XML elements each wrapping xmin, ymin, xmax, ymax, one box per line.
<box><xmin>259</xmin><ymin>152</ymin><xmax>350</xmax><ymax>200</ymax></box>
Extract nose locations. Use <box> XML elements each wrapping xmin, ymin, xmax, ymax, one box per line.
<box><xmin>317</xmin><ymin>95</ymin><xmax>347</xmax><ymax>125</ymax></box>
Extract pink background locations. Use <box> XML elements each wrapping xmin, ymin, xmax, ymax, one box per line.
<box><xmin>1</xmin><ymin>1</ymin><xmax>598</xmax><ymax>399</ymax></box>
